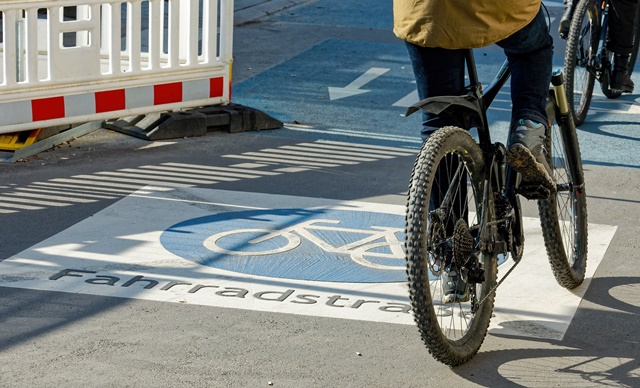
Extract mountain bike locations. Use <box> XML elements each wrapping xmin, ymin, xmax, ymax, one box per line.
<box><xmin>564</xmin><ymin>0</ymin><xmax>640</xmax><ymax>126</ymax></box>
<box><xmin>404</xmin><ymin>50</ymin><xmax>588</xmax><ymax>366</ymax></box>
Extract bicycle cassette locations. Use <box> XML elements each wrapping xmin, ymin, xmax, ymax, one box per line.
<box><xmin>453</xmin><ymin>219</ymin><xmax>474</xmax><ymax>265</ymax></box>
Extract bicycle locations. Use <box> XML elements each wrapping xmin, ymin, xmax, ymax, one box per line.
<box><xmin>403</xmin><ymin>49</ymin><xmax>588</xmax><ymax>366</ymax></box>
<box><xmin>564</xmin><ymin>0</ymin><xmax>640</xmax><ymax>126</ymax></box>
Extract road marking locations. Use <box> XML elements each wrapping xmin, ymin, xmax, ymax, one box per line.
<box><xmin>0</xmin><ymin>188</ymin><xmax>616</xmax><ymax>339</ymax></box>
<box><xmin>392</xmin><ymin>89</ymin><xmax>418</xmax><ymax>108</ymax></box>
<box><xmin>284</xmin><ymin>123</ymin><xmax>423</xmax><ymax>145</ymax></box>
<box><xmin>328</xmin><ymin>67</ymin><xmax>390</xmax><ymax>100</ymax></box>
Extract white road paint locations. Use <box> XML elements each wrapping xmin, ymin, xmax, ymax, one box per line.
<box><xmin>0</xmin><ymin>188</ymin><xmax>617</xmax><ymax>340</ymax></box>
<box><xmin>328</xmin><ymin>67</ymin><xmax>390</xmax><ymax>100</ymax></box>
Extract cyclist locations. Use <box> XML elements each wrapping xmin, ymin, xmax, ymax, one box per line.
<box><xmin>393</xmin><ymin>0</ymin><xmax>555</xmax><ymax>303</ymax></box>
<box><xmin>559</xmin><ymin>0</ymin><xmax>638</xmax><ymax>92</ymax></box>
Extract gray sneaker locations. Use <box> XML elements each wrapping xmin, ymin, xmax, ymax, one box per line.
<box><xmin>442</xmin><ymin>267</ymin><xmax>469</xmax><ymax>304</ymax></box>
<box><xmin>506</xmin><ymin>119</ymin><xmax>556</xmax><ymax>190</ymax></box>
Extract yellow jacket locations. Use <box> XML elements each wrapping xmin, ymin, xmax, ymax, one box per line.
<box><xmin>393</xmin><ymin>0</ymin><xmax>542</xmax><ymax>49</ymax></box>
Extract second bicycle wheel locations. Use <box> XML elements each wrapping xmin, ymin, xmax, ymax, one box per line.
<box><xmin>565</xmin><ymin>0</ymin><xmax>599</xmax><ymax>126</ymax></box>
<box><xmin>405</xmin><ymin>127</ymin><xmax>497</xmax><ymax>366</ymax></box>
<box><xmin>538</xmin><ymin>115</ymin><xmax>588</xmax><ymax>289</ymax></box>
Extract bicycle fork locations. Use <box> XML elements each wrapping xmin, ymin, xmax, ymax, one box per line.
<box><xmin>551</xmin><ymin>70</ymin><xmax>586</xmax><ymax>194</ymax></box>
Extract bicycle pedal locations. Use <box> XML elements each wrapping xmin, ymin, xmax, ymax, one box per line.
<box><xmin>516</xmin><ymin>184</ymin><xmax>551</xmax><ymax>200</ymax></box>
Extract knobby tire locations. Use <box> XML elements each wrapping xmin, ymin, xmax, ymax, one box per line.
<box><xmin>565</xmin><ymin>0</ymin><xmax>598</xmax><ymax>126</ymax></box>
<box><xmin>405</xmin><ymin>127</ymin><xmax>497</xmax><ymax>366</ymax></box>
<box><xmin>537</xmin><ymin>115</ymin><xmax>588</xmax><ymax>289</ymax></box>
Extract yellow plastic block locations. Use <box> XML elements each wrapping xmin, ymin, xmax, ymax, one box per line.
<box><xmin>0</xmin><ymin>129</ymin><xmax>42</xmax><ymax>151</ymax></box>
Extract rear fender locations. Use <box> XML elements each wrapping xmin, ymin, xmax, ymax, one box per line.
<box><xmin>405</xmin><ymin>95</ymin><xmax>484</xmax><ymax>130</ymax></box>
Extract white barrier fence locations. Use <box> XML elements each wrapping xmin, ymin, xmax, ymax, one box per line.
<box><xmin>0</xmin><ymin>0</ymin><xmax>233</xmax><ymax>134</ymax></box>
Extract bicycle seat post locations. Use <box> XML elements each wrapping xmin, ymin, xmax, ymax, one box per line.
<box><xmin>465</xmin><ymin>49</ymin><xmax>482</xmax><ymax>97</ymax></box>
<box><xmin>464</xmin><ymin>49</ymin><xmax>495</xmax><ymax>147</ymax></box>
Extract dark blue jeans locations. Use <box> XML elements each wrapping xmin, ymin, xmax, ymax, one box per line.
<box><xmin>609</xmin><ymin>0</ymin><xmax>639</xmax><ymax>55</ymax></box>
<box><xmin>405</xmin><ymin>7</ymin><xmax>553</xmax><ymax>141</ymax></box>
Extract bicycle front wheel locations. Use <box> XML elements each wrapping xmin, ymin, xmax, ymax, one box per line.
<box><xmin>405</xmin><ymin>127</ymin><xmax>497</xmax><ymax>366</ymax></box>
<box><xmin>538</xmin><ymin>116</ymin><xmax>588</xmax><ymax>289</ymax></box>
<box><xmin>565</xmin><ymin>0</ymin><xmax>599</xmax><ymax>126</ymax></box>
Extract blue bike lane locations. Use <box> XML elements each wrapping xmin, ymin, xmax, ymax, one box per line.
<box><xmin>232</xmin><ymin>0</ymin><xmax>640</xmax><ymax>169</ymax></box>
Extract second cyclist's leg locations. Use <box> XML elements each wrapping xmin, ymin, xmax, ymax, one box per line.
<box><xmin>497</xmin><ymin>7</ymin><xmax>556</xmax><ymax>190</ymax></box>
<box><xmin>609</xmin><ymin>0</ymin><xmax>639</xmax><ymax>92</ymax></box>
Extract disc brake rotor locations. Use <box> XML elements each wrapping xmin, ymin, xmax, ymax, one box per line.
<box><xmin>427</xmin><ymin>209</ymin><xmax>447</xmax><ymax>276</ymax></box>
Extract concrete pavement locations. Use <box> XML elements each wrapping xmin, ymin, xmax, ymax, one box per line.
<box><xmin>1</xmin><ymin>1</ymin><xmax>640</xmax><ymax>387</ymax></box>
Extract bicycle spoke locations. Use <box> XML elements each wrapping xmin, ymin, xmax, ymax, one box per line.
<box><xmin>551</xmin><ymin>129</ymin><xmax>579</xmax><ymax>262</ymax></box>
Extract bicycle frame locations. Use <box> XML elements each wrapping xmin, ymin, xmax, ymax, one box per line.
<box><xmin>597</xmin><ymin>0</ymin><xmax>610</xmax><ymax>69</ymax></box>
<box><xmin>406</xmin><ymin>48</ymin><xmax>583</xmax><ymax>257</ymax></box>
<box><xmin>405</xmin><ymin>50</ymin><xmax>515</xmax><ymax>256</ymax></box>
<box><xmin>405</xmin><ymin>50</ymin><xmax>507</xmax><ymax>151</ymax></box>
<box><xmin>586</xmin><ymin>0</ymin><xmax>613</xmax><ymax>82</ymax></box>
<box><xmin>405</xmin><ymin>51</ymin><xmax>510</xmax><ymax>155</ymax></box>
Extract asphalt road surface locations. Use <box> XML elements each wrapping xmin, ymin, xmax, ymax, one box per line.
<box><xmin>1</xmin><ymin>1</ymin><xmax>640</xmax><ymax>387</ymax></box>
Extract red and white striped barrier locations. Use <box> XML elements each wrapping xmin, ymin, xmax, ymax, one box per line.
<box><xmin>0</xmin><ymin>0</ymin><xmax>233</xmax><ymax>134</ymax></box>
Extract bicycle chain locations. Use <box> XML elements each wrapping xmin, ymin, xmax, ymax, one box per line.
<box><xmin>476</xmin><ymin>253</ymin><xmax>522</xmax><ymax>308</ymax></box>
<box><xmin>473</xmin><ymin>207</ymin><xmax>522</xmax><ymax>307</ymax></box>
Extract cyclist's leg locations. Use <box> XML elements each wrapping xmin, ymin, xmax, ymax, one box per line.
<box><xmin>496</xmin><ymin>7</ymin><xmax>555</xmax><ymax>189</ymax></box>
<box><xmin>404</xmin><ymin>44</ymin><xmax>470</xmax><ymax>301</ymax></box>
<box><xmin>608</xmin><ymin>0</ymin><xmax>639</xmax><ymax>92</ymax></box>
<box><xmin>404</xmin><ymin>43</ymin><xmax>469</xmax><ymax>227</ymax></box>
<box><xmin>403</xmin><ymin>43</ymin><xmax>466</xmax><ymax>140</ymax></box>
<box><xmin>497</xmin><ymin>7</ymin><xmax>553</xmax><ymax>132</ymax></box>
<box><xmin>608</xmin><ymin>0</ymin><xmax>638</xmax><ymax>55</ymax></box>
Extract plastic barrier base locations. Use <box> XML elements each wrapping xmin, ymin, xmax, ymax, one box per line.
<box><xmin>104</xmin><ymin>103</ymin><xmax>283</xmax><ymax>141</ymax></box>
<box><xmin>0</xmin><ymin>129</ymin><xmax>42</xmax><ymax>151</ymax></box>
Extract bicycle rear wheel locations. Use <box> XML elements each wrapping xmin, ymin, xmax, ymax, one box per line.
<box><xmin>538</xmin><ymin>114</ymin><xmax>588</xmax><ymax>289</ymax></box>
<box><xmin>565</xmin><ymin>0</ymin><xmax>599</xmax><ymax>126</ymax></box>
<box><xmin>405</xmin><ymin>127</ymin><xmax>497</xmax><ymax>366</ymax></box>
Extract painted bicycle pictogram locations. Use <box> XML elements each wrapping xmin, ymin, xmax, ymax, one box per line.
<box><xmin>204</xmin><ymin>219</ymin><xmax>405</xmax><ymax>270</ymax></box>
<box><xmin>160</xmin><ymin>208</ymin><xmax>407</xmax><ymax>283</ymax></box>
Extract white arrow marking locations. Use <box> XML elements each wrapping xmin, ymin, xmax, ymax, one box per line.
<box><xmin>328</xmin><ymin>67</ymin><xmax>390</xmax><ymax>100</ymax></box>
<box><xmin>392</xmin><ymin>90</ymin><xmax>419</xmax><ymax>108</ymax></box>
